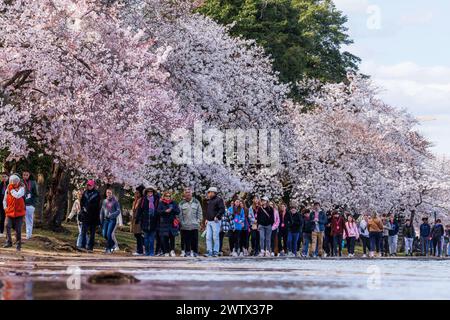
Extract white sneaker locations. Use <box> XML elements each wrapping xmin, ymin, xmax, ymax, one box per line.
<box><xmin>239</xmin><ymin>251</ymin><xmax>244</xmax><ymax>257</ymax></box>
<box><xmin>170</xmin><ymin>250</ymin><xmax>176</xmax><ymax>257</ymax></box>
<box><xmin>232</xmin><ymin>250</ymin><xmax>238</xmax><ymax>257</ymax></box>
<box><xmin>258</xmin><ymin>252</ymin><xmax>265</xmax><ymax>257</ymax></box>
<box><xmin>266</xmin><ymin>250</ymin><xmax>271</xmax><ymax>257</ymax></box>
<box><xmin>270</xmin><ymin>252</ymin><xmax>275</xmax><ymax>257</ymax></box>
<box><xmin>181</xmin><ymin>250</ymin><xmax>185</xmax><ymax>257</ymax></box>
<box><xmin>164</xmin><ymin>253</ymin><xmax>170</xmax><ymax>257</ymax></box>
<box><xmin>362</xmin><ymin>254</ymin><xmax>367</xmax><ymax>258</ymax></box>
<box><xmin>0</xmin><ymin>233</ymin><xmax>5</xmax><ymax>238</ymax></box>
<box><xmin>190</xmin><ymin>252</ymin><xmax>195</xmax><ymax>257</ymax></box>
<box><xmin>243</xmin><ymin>249</ymin><xmax>248</xmax><ymax>256</ymax></box>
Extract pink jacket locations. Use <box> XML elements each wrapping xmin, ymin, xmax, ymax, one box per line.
<box><xmin>272</xmin><ymin>208</ymin><xmax>280</xmax><ymax>230</ymax></box>
<box><xmin>344</xmin><ymin>222</ymin><xmax>359</xmax><ymax>239</ymax></box>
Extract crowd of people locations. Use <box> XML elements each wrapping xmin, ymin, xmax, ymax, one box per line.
<box><xmin>1</xmin><ymin>172</ymin><xmax>449</xmax><ymax>258</ymax></box>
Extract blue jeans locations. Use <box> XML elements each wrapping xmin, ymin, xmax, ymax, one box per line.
<box><xmin>302</xmin><ymin>233</ymin><xmax>311</xmax><ymax>256</ymax></box>
<box><xmin>369</xmin><ymin>232</ymin><xmax>382</xmax><ymax>253</ymax></box>
<box><xmin>206</xmin><ymin>220</ymin><xmax>221</xmax><ymax>255</ymax></box>
<box><xmin>287</xmin><ymin>232</ymin><xmax>300</xmax><ymax>255</ymax></box>
<box><xmin>102</xmin><ymin>219</ymin><xmax>117</xmax><ymax>250</ymax></box>
<box><xmin>421</xmin><ymin>237</ymin><xmax>430</xmax><ymax>255</ymax></box>
<box><xmin>143</xmin><ymin>231</ymin><xmax>156</xmax><ymax>256</ymax></box>
<box><xmin>76</xmin><ymin>222</ymin><xmax>86</xmax><ymax>248</ymax></box>
<box><xmin>80</xmin><ymin>223</ymin><xmax>97</xmax><ymax>251</ymax></box>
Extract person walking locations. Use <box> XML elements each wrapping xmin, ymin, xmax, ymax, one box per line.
<box><xmin>248</xmin><ymin>196</ymin><xmax>260</xmax><ymax>256</ymax></box>
<box><xmin>100</xmin><ymin>189</ymin><xmax>121</xmax><ymax>254</ymax></box>
<box><xmin>204</xmin><ymin>187</ymin><xmax>225</xmax><ymax>257</ymax></box>
<box><xmin>402</xmin><ymin>219</ymin><xmax>415</xmax><ymax>256</ymax></box>
<box><xmin>179</xmin><ymin>187</ymin><xmax>202</xmax><ymax>257</ymax></box>
<box><xmin>358</xmin><ymin>214</ymin><xmax>370</xmax><ymax>257</ymax></box>
<box><xmin>430</xmin><ymin>219</ymin><xmax>445</xmax><ymax>257</ymax></box>
<box><xmin>156</xmin><ymin>191</ymin><xmax>180</xmax><ymax>257</ymax></box>
<box><xmin>301</xmin><ymin>208</ymin><xmax>313</xmax><ymax>257</ymax></box>
<box><xmin>309</xmin><ymin>202</ymin><xmax>327</xmax><ymax>258</ymax></box>
<box><xmin>323</xmin><ymin>211</ymin><xmax>333</xmax><ymax>257</ymax></box>
<box><xmin>228</xmin><ymin>199</ymin><xmax>245</xmax><ymax>257</ymax></box>
<box><xmin>270</xmin><ymin>201</ymin><xmax>280</xmax><ymax>257</ymax></box>
<box><xmin>381</xmin><ymin>214</ymin><xmax>390</xmax><ymax>257</ymax></box>
<box><xmin>3</xmin><ymin>175</ymin><xmax>26</xmax><ymax>251</ymax></box>
<box><xmin>130</xmin><ymin>189</ymin><xmax>144</xmax><ymax>255</ymax></box>
<box><xmin>387</xmin><ymin>214</ymin><xmax>399</xmax><ymax>256</ymax></box>
<box><xmin>79</xmin><ymin>180</ymin><xmax>101</xmax><ymax>252</ymax></box>
<box><xmin>277</xmin><ymin>203</ymin><xmax>288</xmax><ymax>256</ymax></box>
<box><xmin>330</xmin><ymin>211</ymin><xmax>346</xmax><ymax>257</ymax></box>
<box><xmin>22</xmin><ymin>170</ymin><xmax>38</xmax><ymax>240</ymax></box>
<box><xmin>368</xmin><ymin>212</ymin><xmax>383</xmax><ymax>258</ymax></box>
<box><xmin>66</xmin><ymin>190</ymin><xmax>84</xmax><ymax>248</ymax></box>
<box><xmin>344</xmin><ymin>215</ymin><xmax>359</xmax><ymax>257</ymax></box>
<box><xmin>256</xmin><ymin>196</ymin><xmax>274</xmax><ymax>257</ymax></box>
<box><xmin>136</xmin><ymin>187</ymin><xmax>160</xmax><ymax>256</ymax></box>
<box><xmin>219</xmin><ymin>203</ymin><xmax>234</xmax><ymax>256</ymax></box>
<box><xmin>0</xmin><ymin>172</ymin><xmax>9</xmax><ymax>237</ymax></box>
<box><xmin>286</xmin><ymin>203</ymin><xmax>303</xmax><ymax>257</ymax></box>
<box><xmin>420</xmin><ymin>217</ymin><xmax>431</xmax><ymax>256</ymax></box>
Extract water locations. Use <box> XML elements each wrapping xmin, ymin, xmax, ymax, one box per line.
<box><xmin>0</xmin><ymin>255</ymin><xmax>449</xmax><ymax>300</ymax></box>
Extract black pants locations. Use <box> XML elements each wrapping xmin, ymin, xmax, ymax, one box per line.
<box><xmin>250</xmin><ymin>229</ymin><xmax>260</xmax><ymax>254</ymax></box>
<box><xmin>240</xmin><ymin>230</ymin><xmax>249</xmax><ymax>250</ymax></box>
<box><xmin>381</xmin><ymin>236</ymin><xmax>389</xmax><ymax>256</ymax></box>
<box><xmin>346</xmin><ymin>237</ymin><xmax>356</xmax><ymax>254</ymax></box>
<box><xmin>0</xmin><ymin>208</ymin><xmax>5</xmax><ymax>234</ymax></box>
<box><xmin>361</xmin><ymin>236</ymin><xmax>370</xmax><ymax>254</ymax></box>
<box><xmin>161</xmin><ymin>233</ymin><xmax>175</xmax><ymax>254</ymax></box>
<box><xmin>271</xmin><ymin>230</ymin><xmax>278</xmax><ymax>253</ymax></box>
<box><xmin>181</xmin><ymin>229</ymin><xmax>198</xmax><ymax>253</ymax></box>
<box><xmin>80</xmin><ymin>223</ymin><xmax>97</xmax><ymax>250</ymax></box>
<box><xmin>232</xmin><ymin>230</ymin><xmax>241</xmax><ymax>252</ymax></box>
<box><xmin>333</xmin><ymin>234</ymin><xmax>343</xmax><ymax>256</ymax></box>
<box><xmin>6</xmin><ymin>216</ymin><xmax>23</xmax><ymax>248</ymax></box>
<box><xmin>278</xmin><ymin>229</ymin><xmax>288</xmax><ymax>253</ymax></box>
<box><xmin>432</xmin><ymin>238</ymin><xmax>442</xmax><ymax>256</ymax></box>
<box><xmin>155</xmin><ymin>230</ymin><xmax>162</xmax><ymax>254</ymax></box>
<box><xmin>323</xmin><ymin>233</ymin><xmax>333</xmax><ymax>256</ymax></box>
<box><xmin>134</xmin><ymin>233</ymin><xmax>144</xmax><ymax>254</ymax></box>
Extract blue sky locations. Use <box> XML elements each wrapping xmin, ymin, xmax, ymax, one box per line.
<box><xmin>333</xmin><ymin>0</ymin><xmax>450</xmax><ymax>156</ymax></box>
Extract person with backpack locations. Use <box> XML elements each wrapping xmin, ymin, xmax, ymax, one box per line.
<box><xmin>179</xmin><ymin>187</ymin><xmax>202</xmax><ymax>257</ymax></box>
<box><xmin>277</xmin><ymin>203</ymin><xmax>288</xmax><ymax>256</ymax></box>
<box><xmin>100</xmin><ymin>189</ymin><xmax>121</xmax><ymax>254</ymax></box>
<box><xmin>157</xmin><ymin>191</ymin><xmax>180</xmax><ymax>257</ymax></box>
<box><xmin>387</xmin><ymin>214</ymin><xmax>400</xmax><ymax>256</ymax></box>
<box><xmin>430</xmin><ymin>219</ymin><xmax>445</xmax><ymax>257</ymax></box>
<box><xmin>301</xmin><ymin>208</ymin><xmax>313</xmax><ymax>257</ymax></box>
<box><xmin>79</xmin><ymin>180</ymin><xmax>101</xmax><ymax>252</ymax></box>
<box><xmin>402</xmin><ymin>219</ymin><xmax>415</xmax><ymax>256</ymax></box>
<box><xmin>358</xmin><ymin>213</ymin><xmax>370</xmax><ymax>257</ymax></box>
<box><xmin>420</xmin><ymin>217</ymin><xmax>431</xmax><ymax>256</ymax></box>
<box><xmin>3</xmin><ymin>174</ymin><xmax>25</xmax><ymax>251</ymax></box>
<box><xmin>256</xmin><ymin>196</ymin><xmax>274</xmax><ymax>257</ymax></box>
<box><xmin>204</xmin><ymin>187</ymin><xmax>225</xmax><ymax>257</ymax></box>
<box><xmin>136</xmin><ymin>186</ymin><xmax>160</xmax><ymax>256</ymax></box>
<box><xmin>228</xmin><ymin>199</ymin><xmax>245</xmax><ymax>257</ymax></box>
<box><xmin>286</xmin><ymin>203</ymin><xmax>303</xmax><ymax>257</ymax></box>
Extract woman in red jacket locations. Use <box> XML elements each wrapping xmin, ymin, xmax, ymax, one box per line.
<box><xmin>330</xmin><ymin>211</ymin><xmax>347</xmax><ymax>257</ymax></box>
<box><xmin>3</xmin><ymin>175</ymin><xmax>26</xmax><ymax>251</ymax></box>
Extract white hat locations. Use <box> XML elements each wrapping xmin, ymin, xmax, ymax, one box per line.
<box><xmin>261</xmin><ymin>196</ymin><xmax>270</xmax><ymax>201</ymax></box>
<box><xmin>206</xmin><ymin>187</ymin><xmax>218</xmax><ymax>193</ymax></box>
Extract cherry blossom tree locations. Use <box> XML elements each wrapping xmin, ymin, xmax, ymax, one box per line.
<box><xmin>0</xmin><ymin>0</ymin><xmax>186</xmax><ymax>227</ymax></box>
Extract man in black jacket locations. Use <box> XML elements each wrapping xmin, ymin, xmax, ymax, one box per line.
<box><xmin>205</xmin><ymin>187</ymin><xmax>225</xmax><ymax>257</ymax></box>
<box><xmin>257</xmin><ymin>196</ymin><xmax>274</xmax><ymax>257</ymax></box>
<box><xmin>0</xmin><ymin>172</ymin><xmax>8</xmax><ymax>237</ymax></box>
<box><xmin>79</xmin><ymin>180</ymin><xmax>101</xmax><ymax>252</ymax></box>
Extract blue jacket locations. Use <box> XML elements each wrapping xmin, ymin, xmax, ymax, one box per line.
<box><xmin>388</xmin><ymin>220</ymin><xmax>399</xmax><ymax>236</ymax></box>
<box><xmin>228</xmin><ymin>206</ymin><xmax>245</xmax><ymax>231</ymax></box>
<box><xmin>309</xmin><ymin>210</ymin><xmax>327</xmax><ymax>232</ymax></box>
<box><xmin>420</xmin><ymin>223</ymin><xmax>431</xmax><ymax>237</ymax></box>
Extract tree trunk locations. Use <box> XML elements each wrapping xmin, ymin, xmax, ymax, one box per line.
<box><xmin>43</xmin><ymin>162</ymin><xmax>69</xmax><ymax>231</ymax></box>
